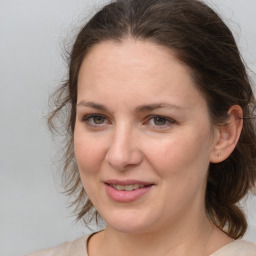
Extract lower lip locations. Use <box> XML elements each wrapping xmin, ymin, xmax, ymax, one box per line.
<box><xmin>105</xmin><ymin>184</ymin><xmax>153</xmax><ymax>203</ymax></box>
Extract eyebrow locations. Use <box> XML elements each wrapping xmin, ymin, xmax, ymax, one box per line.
<box><xmin>76</xmin><ymin>101</ymin><xmax>185</xmax><ymax>112</ymax></box>
<box><xmin>135</xmin><ymin>103</ymin><xmax>185</xmax><ymax>112</ymax></box>
<box><xmin>77</xmin><ymin>101</ymin><xmax>107</xmax><ymax>111</ymax></box>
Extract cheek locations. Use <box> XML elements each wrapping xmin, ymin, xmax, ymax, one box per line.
<box><xmin>74</xmin><ymin>129</ymin><xmax>107</xmax><ymax>175</ymax></box>
<box><xmin>74</xmin><ymin>130</ymin><xmax>108</xmax><ymax>200</ymax></box>
<box><xmin>144</xmin><ymin>129</ymin><xmax>212</xmax><ymax>178</ymax></box>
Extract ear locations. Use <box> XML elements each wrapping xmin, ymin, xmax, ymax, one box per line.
<box><xmin>210</xmin><ymin>105</ymin><xmax>243</xmax><ymax>163</ymax></box>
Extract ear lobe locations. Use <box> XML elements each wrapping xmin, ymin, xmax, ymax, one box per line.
<box><xmin>210</xmin><ymin>105</ymin><xmax>243</xmax><ymax>163</ymax></box>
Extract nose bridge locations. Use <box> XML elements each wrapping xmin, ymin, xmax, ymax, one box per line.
<box><xmin>106</xmin><ymin>122</ymin><xmax>142</xmax><ymax>169</ymax></box>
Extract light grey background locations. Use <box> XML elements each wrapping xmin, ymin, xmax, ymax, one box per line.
<box><xmin>0</xmin><ymin>1</ymin><xmax>255</xmax><ymax>256</ymax></box>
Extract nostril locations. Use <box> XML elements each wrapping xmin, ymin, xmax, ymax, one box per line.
<box><xmin>106</xmin><ymin>147</ymin><xmax>143</xmax><ymax>170</ymax></box>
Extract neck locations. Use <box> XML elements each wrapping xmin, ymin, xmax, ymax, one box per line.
<box><xmin>94</xmin><ymin>213</ymin><xmax>215</xmax><ymax>256</ymax></box>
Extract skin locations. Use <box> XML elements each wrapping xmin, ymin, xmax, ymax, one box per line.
<box><xmin>74</xmin><ymin>39</ymin><xmax>241</xmax><ymax>256</ymax></box>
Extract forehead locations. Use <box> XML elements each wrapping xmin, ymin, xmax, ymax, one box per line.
<box><xmin>79</xmin><ymin>39</ymin><xmax>187</xmax><ymax>79</ymax></box>
<box><xmin>77</xmin><ymin>39</ymin><xmax>206</xmax><ymax>110</ymax></box>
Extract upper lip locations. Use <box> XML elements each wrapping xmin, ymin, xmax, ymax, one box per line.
<box><xmin>104</xmin><ymin>179</ymin><xmax>154</xmax><ymax>186</ymax></box>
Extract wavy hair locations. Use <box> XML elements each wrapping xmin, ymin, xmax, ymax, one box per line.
<box><xmin>48</xmin><ymin>0</ymin><xmax>256</xmax><ymax>238</ymax></box>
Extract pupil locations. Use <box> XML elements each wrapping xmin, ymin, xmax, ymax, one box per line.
<box><xmin>154</xmin><ymin>117</ymin><xmax>166</xmax><ymax>125</ymax></box>
<box><xmin>94</xmin><ymin>116</ymin><xmax>104</xmax><ymax>124</ymax></box>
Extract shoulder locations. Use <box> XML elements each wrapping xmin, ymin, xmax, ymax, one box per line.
<box><xmin>211</xmin><ymin>240</ymin><xmax>256</xmax><ymax>256</ymax></box>
<box><xmin>26</xmin><ymin>235</ymin><xmax>89</xmax><ymax>256</ymax></box>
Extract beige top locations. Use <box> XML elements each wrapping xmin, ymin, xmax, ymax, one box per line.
<box><xmin>27</xmin><ymin>234</ymin><xmax>256</xmax><ymax>256</ymax></box>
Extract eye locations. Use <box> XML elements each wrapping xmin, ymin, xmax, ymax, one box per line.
<box><xmin>152</xmin><ymin>116</ymin><xmax>168</xmax><ymax>126</ymax></box>
<box><xmin>146</xmin><ymin>115</ymin><xmax>175</xmax><ymax>128</ymax></box>
<box><xmin>91</xmin><ymin>115</ymin><xmax>106</xmax><ymax>124</ymax></box>
<box><xmin>82</xmin><ymin>114</ymin><xmax>108</xmax><ymax>127</ymax></box>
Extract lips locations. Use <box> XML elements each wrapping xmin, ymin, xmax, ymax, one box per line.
<box><xmin>110</xmin><ymin>184</ymin><xmax>147</xmax><ymax>191</ymax></box>
<box><xmin>104</xmin><ymin>180</ymin><xmax>154</xmax><ymax>202</ymax></box>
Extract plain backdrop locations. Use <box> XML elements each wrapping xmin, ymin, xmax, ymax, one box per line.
<box><xmin>0</xmin><ymin>1</ymin><xmax>255</xmax><ymax>255</ymax></box>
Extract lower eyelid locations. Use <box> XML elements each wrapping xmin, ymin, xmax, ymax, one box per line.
<box><xmin>80</xmin><ymin>114</ymin><xmax>174</xmax><ymax>128</ymax></box>
<box><xmin>147</xmin><ymin>116</ymin><xmax>175</xmax><ymax>126</ymax></box>
<box><xmin>81</xmin><ymin>115</ymin><xmax>107</xmax><ymax>125</ymax></box>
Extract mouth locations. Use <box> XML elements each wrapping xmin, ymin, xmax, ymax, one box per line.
<box><xmin>104</xmin><ymin>180</ymin><xmax>154</xmax><ymax>202</ymax></box>
<box><xmin>107</xmin><ymin>183</ymin><xmax>152</xmax><ymax>191</ymax></box>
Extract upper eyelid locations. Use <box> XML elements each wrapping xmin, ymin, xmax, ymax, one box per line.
<box><xmin>146</xmin><ymin>115</ymin><xmax>175</xmax><ymax>123</ymax></box>
<box><xmin>82</xmin><ymin>113</ymin><xmax>107</xmax><ymax>120</ymax></box>
<box><xmin>80</xmin><ymin>113</ymin><xmax>175</xmax><ymax>125</ymax></box>
<box><xmin>82</xmin><ymin>114</ymin><xmax>109</xmax><ymax>125</ymax></box>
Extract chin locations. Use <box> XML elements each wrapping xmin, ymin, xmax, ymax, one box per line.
<box><xmin>109</xmin><ymin>223</ymin><xmax>153</xmax><ymax>235</ymax></box>
<box><xmin>103</xmin><ymin>210</ymin><xmax>158</xmax><ymax>235</ymax></box>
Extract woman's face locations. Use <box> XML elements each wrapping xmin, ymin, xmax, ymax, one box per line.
<box><xmin>74</xmin><ymin>39</ymin><xmax>218</xmax><ymax>234</ymax></box>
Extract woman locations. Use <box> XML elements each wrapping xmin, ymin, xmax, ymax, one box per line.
<box><xmin>28</xmin><ymin>0</ymin><xmax>256</xmax><ymax>255</ymax></box>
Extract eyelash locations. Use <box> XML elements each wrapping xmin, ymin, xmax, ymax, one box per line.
<box><xmin>81</xmin><ymin>114</ymin><xmax>175</xmax><ymax>129</ymax></box>
<box><xmin>146</xmin><ymin>115</ymin><xmax>175</xmax><ymax>128</ymax></box>
<box><xmin>82</xmin><ymin>114</ymin><xmax>109</xmax><ymax>128</ymax></box>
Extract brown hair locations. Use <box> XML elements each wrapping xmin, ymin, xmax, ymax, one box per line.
<box><xmin>48</xmin><ymin>0</ymin><xmax>256</xmax><ymax>238</ymax></box>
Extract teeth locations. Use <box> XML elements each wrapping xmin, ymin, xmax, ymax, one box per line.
<box><xmin>133</xmin><ymin>184</ymin><xmax>140</xmax><ymax>190</ymax></box>
<box><xmin>112</xmin><ymin>184</ymin><xmax>146</xmax><ymax>191</ymax></box>
<box><xmin>116</xmin><ymin>185</ymin><xmax>125</xmax><ymax>190</ymax></box>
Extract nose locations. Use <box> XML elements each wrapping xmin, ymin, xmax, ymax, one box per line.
<box><xmin>105</xmin><ymin>125</ymin><xmax>143</xmax><ymax>171</ymax></box>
